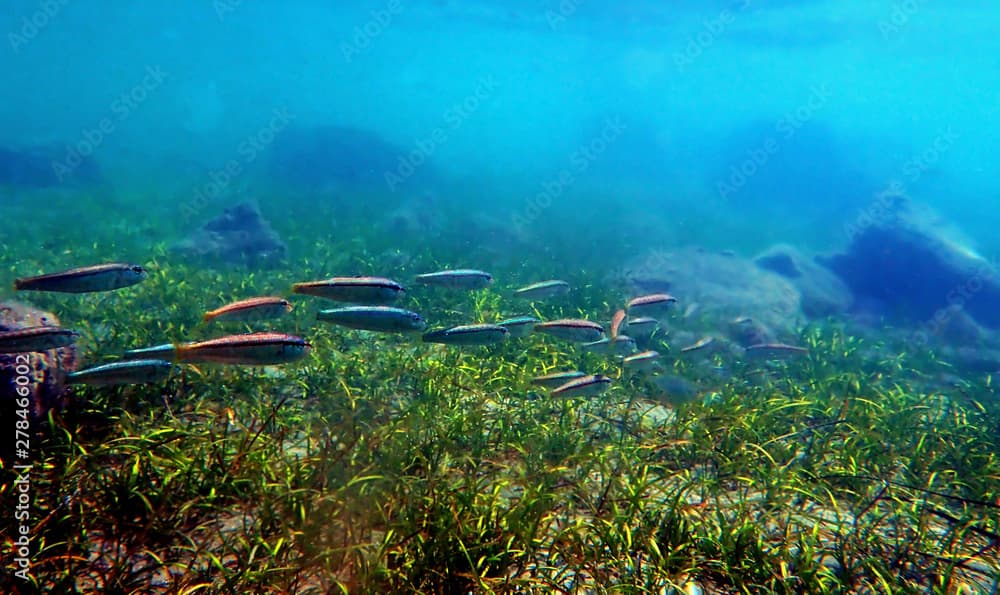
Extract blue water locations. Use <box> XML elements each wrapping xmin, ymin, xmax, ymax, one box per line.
<box><xmin>2</xmin><ymin>0</ymin><xmax>997</xmax><ymax>250</ymax></box>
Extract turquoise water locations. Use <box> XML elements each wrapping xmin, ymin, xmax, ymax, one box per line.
<box><xmin>3</xmin><ymin>3</ymin><xmax>1000</xmax><ymax>592</ymax></box>
<box><xmin>3</xmin><ymin>1</ymin><xmax>998</xmax><ymax>249</ymax></box>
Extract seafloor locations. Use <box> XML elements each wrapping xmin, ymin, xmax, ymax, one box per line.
<box><xmin>1</xmin><ymin>188</ymin><xmax>998</xmax><ymax>594</ymax></box>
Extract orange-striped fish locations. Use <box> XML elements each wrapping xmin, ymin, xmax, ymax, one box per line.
<box><xmin>626</xmin><ymin>293</ymin><xmax>678</xmax><ymax>317</ymax></box>
<box><xmin>610</xmin><ymin>309</ymin><xmax>627</xmax><ymax>341</ymax></box>
<box><xmin>533</xmin><ymin>319</ymin><xmax>605</xmax><ymax>343</ymax></box>
<box><xmin>174</xmin><ymin>332</ymin><xmax>310</xmax><ymax>365</ymax></box>
<box><xmin>0</xmin><ymin>326</ymin><xmax>79</xmax><ymax>353</ymax></box>
<box><xmin>680</xmin><ymin>335</ymin><xmax>715</xmax><ymax>354</ymax></box>
<box><xmin>204</xmin><ymin>296</ymin><xmax>293</xmax><ymax>323</ymax></box>
<box><xmin>551</xmin><ymin>374</ymin><xmax>612</xmax><ymax>398</ymax></box>
<box><xmin>15</xmin><ymin>263</ymin><xmax>147</xmax><ymax>293</ymax></box>
<box><xmin>292</xmin><ymin>276</ymin><xmax>405</xmax><ymax>304</ymax></box>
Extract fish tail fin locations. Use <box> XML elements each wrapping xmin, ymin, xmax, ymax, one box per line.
<box><xmin>202</xmin><ymin>312</ymin><xmax>215</xmax><ymax>323</ymax></box>
<box><xmin>13</xmin><ymin>279</ymin><xmax>25</xmax><ymax>290</ymax></box>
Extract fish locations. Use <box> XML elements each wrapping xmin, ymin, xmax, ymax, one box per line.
<box><xmin>174</xmin><ymin>332</ymin><xmax>311</xmax><ymax>365</ymax></box>
<box><xmin>514</xmin><ymin>280</ymin><xmax>570</xmax><ymax>299</ymax></box>
<box><xmin>581</xmin><ymin>335</ymin><xmax>636</xmax><ymax>355</ymax></box>
<box><xmin>414</xmin><ymin>269</ymin><xmax>493</xmax><ymax>290</ymax></box>
<box><xmin>533</xmin><ymin>319</ymin><xmax>605</xmax><ymax>343</ymax></box>
<box><xmin>122</xmin><ymin>343</ymin><xmax>176</xmax><ymax>360</ymax></box>
<box><xmin>14</xmin><ymin>263</ymin><xmax>148</xmax><ymax>293</ymax></box>
<box><xmin>204</xmin><ymin>296</ymin><xmax>293</xmax><ymax>323</ymax></box>
<box><xmin>626</xmin><ymin>293</ymin><xmax>678</xmax><ymax>317</ymax></box>
<box><xmin>422</xmin><ymin>323</ymin><xmax>509</xmax><ymax>345</ymax></box>
<box><xmin>581</xmin><ymin>337</ymin><xmax>610</xmax><ymax>352</ymax></box>
<box><xmin>66</xmin><ymin>359</ymin><xmax>176</xmax><ymax>386</ymax></box>
<box><xmin>530</xmin><ymin>370</ymin><xmax>587</xmax><ymax>389</ymax></box>
<box><xmin>292</xmin><ymin>276</ymin><xmax>405</xmax><ymax>304</ymax></box>
<box><xmin>680</xmin><ymin>336</ymin><xmax>715</xmax><ymax>354</ymax></box>
<box><xmin>497</xmin><ymin>316</ymin><xmax>540</xmax><ymax>337</ymax></box>
<box><xmin>624</xmin><ymin>317</ymin><xmax>659</xmax><ymax>338</ymax></box>
<box><xmin>551</xmin><ymin>374</ymin><xmax>613</xmax><ymax>398</ymax></box>
<box><xmin>610</xmin><ymin>309</ymin><xmax>627</xmax><ymax>341</ymax></box>
<box><xmin>0</xmin><ymin>326</ymin><xmax>79</xmax><ymax>353</ymax></box>
<box><xmin>744</xmin><ymin>343</ymin><xmax>809</xmax><ymax>360</ymax></box>
<box><xmin>682</xmin><ymin>302</ymin><xmax>701</xmax><ymax>319</ymax></box>
<box><xmin>622</xmin><ymin>350</ymin><xmax>661</xmax><ymax>372</ymax></box>
<box><xmin>317</xmin><ymin>306</ymin><xmax>426</xmax><ymax>332</ymax></box>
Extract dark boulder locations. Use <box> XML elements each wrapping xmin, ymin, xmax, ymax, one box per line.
<box><xmin>819</xmin><ymin>196</ymin><xmax>1000</xmax><ymax>329</ymax></box>
<box><xmin>0</xmin><ymin>145</ymin><xmax>104</xmax><ymax>188</ymax></box>
<box><xmin>269</xmin><ymin>124</ymin><xmax>435</xmax><ymax>193</ymax></box>
<box><xmin>171</xmin><ymin>202</ymin><xmax>286</xmax><ymax>268</ymax></box>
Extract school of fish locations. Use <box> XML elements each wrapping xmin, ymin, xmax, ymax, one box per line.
<box><xmin>2</xmin><ymin>262</ymin><xmax>809</xmax><ymax>398</ymax></box>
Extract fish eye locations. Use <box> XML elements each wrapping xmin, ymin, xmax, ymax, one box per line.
<box><xmin>131</xmin><ymin>265</ymin><xmax>145</xmax><ymax>273</ymax></box>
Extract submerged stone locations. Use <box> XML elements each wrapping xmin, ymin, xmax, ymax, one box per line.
<box><xmin>171</xmin><ymin>201</ymin><xmax>286</xmax><ymax>268</ymax></box>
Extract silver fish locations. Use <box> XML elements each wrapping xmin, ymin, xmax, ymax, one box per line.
<box><xmin>0</xmin><ymin>326</ymin><xmax>79</xmax><ymax>353</ymax></box>
<box><xmin>292</xmin><ymin>276</ymin><xmax>405</xmax><ymax>304</ymax></box>
<box><xmin>317</xmin><ymin>306</ymin><xmax>426</xmax><ymax>332</ymax></box>
<box><xmin>530</xmin><ymin>370</ymin><xmax>587</xmax><ymax>389</ymax></box>
<box><xmin>15</xmin><ymin>263</ymin><xmax>147</xmax><ymax>293</ymax></box>
<box><xmin>624</xmin><ymin>317</ymin><xmax>659</xmax><ymax>338</ymax></box>
<box><xmin>622</xmin><ymin>350</ymin><xmax>661</xmax><ymax>372</ymax></box>
<box><xmin>551</xmin><ymin>374</ymin><xmax>612</xmax><ymax>398</ymax></box>
<box><xmin>514</xmin><ymin>280</ymin><xmax>570</xmax><ymax>299</ymax></box>
<box><xmin>122</xmin><ymin>343</ymin><xmax>176</xmax><ymax>360</ymax></box>
<box><xmin>66</xmin><ymin>359</ymin><xmax>176</xmax><ymax>386</ymax></box>
<box><xmin>581</xmin><ymin>335</ymin><xmax>636</xmax><ymax>355</ymax></box>
<box><xmin>744</xmin><ymin>343</ymin><xmax>809</xmax><ymax>361</ymax></box>
<box><xmin>414</xmin><ymin>269</ymin><xmax>493</xmax><ymax>290</ymax></box>
<box><xmin>497</xmin><ymin>316</ymin><xmax>540</xmax><ymax>337</ymax></box>
<box><xmin>422</xmin><ymin>323</ymin><xmax>508</xmax><ymax>345</ymax></box>
<box><xmin>533</xmin><ymin>319</ymin><xmax>605</xmax><ymax>343</ymax></box>
<box><xmin>680</xmin><ymin>336</ymin><xmax>715</xmax><ymax>355</ymax></box>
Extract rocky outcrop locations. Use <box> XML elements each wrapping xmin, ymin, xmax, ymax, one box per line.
<box><xmin>619</xmin><ymin>247</ymin><xmax>803</xmax><ymax>344</ymax></box>
<box><xmin>1</xmin><ymin>301</ymin><xmax>77</xmax><ymax>421</ymax></box>
<box><xmin>755</xmin><ymin>244</ymin><xmax>853</xmax><ymax>318</ymax></box>
<box><xmin>171</xmin><ymin>202</ymin><xmax>286</xmax><ymax>268</ymax></box>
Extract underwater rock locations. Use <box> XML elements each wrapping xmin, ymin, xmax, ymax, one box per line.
<box><xmin>171</xmin><ymin>202</ymin><xmax>286</xmax><ymax>267</ymax></box>
<box><xmin>819</xmin><ymin>196</ymin><xmax>1000</xmax><ymax>329</ymax></box>
<box><xmin>619</xmin><ymin>247</ymin><xmax>803</xmax><ymax>342</ymax></box>
<box><xmin>269</xmin><ymin>124</ymin><xmax>435</xmax><ymax>193</ymax></box>
<box><xmin>0</xmin><ymin>144</ymin><xmax>105</xmax><ymax>188</ymax></box>
<box><xmin>755</xmin><ymin>244</ymin><xmax>853</xmax><ymax>318</ymax></box>
<box><xmin>0</xmin><ymin>301</ymin><xmax>77</xmax><ymax>421</ymax></box>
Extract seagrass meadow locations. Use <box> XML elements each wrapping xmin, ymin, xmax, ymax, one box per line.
<box><xmin>1</xmin><ymin>191</ymin><xmax>998</xmax><ymax>594</ymax></box>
